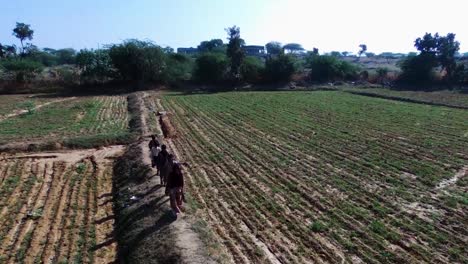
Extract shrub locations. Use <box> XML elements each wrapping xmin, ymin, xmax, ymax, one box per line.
<box><xmin>163</xmin><ymin>53</ymin><xmax>194</xmax><ymax>82</ymax></box>
<box><xmin>264</xmin><ymin>54</ymin><xmax>297</xmax><ymax>82</ymax></box>
<box><xmin>240</xmin><ymin>56</ymin><xmax>264</xmax><ymax>83</ymax></box>
<box><xmin>76</xmin><ymin>49</ymin><xmax>113</xmax><ymax>81</ymax></box>
<box><xmin>0</xmin><ymin>59</ymin><xmax>44</xmax><ymax>81</ymax></box>
<box><xmin>194</xmin><ymin>52</ymin><xmax>228</xmax><ymax>83</ymax></box>
<box><xmin>308</xmin><ymin>55</ymin><xmax>358</xmax><ymax>82</ymax></box>
<box><xmin>109</xmin><ymin>39</ymin><xmax>167</xmax><ymax>83</ymax></box>
<box><xmin>398</xmin><ymin>53</ymin><xmax>437</xmax><ymax>85</ymax></box>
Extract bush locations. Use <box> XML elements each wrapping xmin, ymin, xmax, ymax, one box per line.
<box><xmin>398</xmin><ymin>53</ymin><xmax>437</xmax><ymax>85</ymax></box>
<box><xmin>163</xmin><ymin>53</ymin><xmax>194</xmax><ymax>82</ymax></box>
<box><xmin>264</xmin><ymin>54</ymin><xmax>297</xmax><ymax>82</ymax></box>
<box><xmin>308</xmin><ymin>55</ymin><xmax>358</xmax><ymax>82</ymax></box>
<box><xmin>0</xmin><ymin>59</ymin><xmax>44</xmax><ymax>81</ymax></box>
<box><xmin>241</xmin><ymin>56</ymin><xmax>264</xmax><ymax>83</ymax></box>
<box><xmin>76</xmin><ymin>49</ymin><xmax>113</xmax><ymax>81</ymax></box>
<box><xmin>194</xmin><ymin>52</ymin><xmax>228</xmax><ymax>83</ymax></box>
<box><xmin>109</xmin><ymin>39</ymin><xmax>167</xmax><ymax>83</ymax></box>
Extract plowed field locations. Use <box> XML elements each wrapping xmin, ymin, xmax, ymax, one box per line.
<box><xmin>0</xmin><ymin>146</ymin><xmax>123</xmax><ymax>263</ymax></box>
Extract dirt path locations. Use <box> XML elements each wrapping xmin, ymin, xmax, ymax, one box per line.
<box><xmin>0</xmin><ymin>97</ymin><xmax>77</xmax><ymax>122</ymax></box>
<box><xmin>141</xmin><ymin>92</ymin><xmax>215</xmax><ymax>264</ymax></box>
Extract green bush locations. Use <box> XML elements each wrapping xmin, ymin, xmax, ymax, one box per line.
<box><xmin>240</xmin><ymin>56</ymin><xmax>264</xmax><ymax>83</ymax></box>
<box><xmin>76</xmin><ymin>49</ymin><xmax>113</xmax><ymax>81</ymax></box>
<box><xmin>194</xmin><ymin>52</ymin><xmax>228</xmax><ymax>83</ymax></box>
<box><xmin>0</xmin><ymin>59</ymin><xmax>44</xmax><ymax>81</ymax></box>
<box><xmin>398</xmin><ymin>53</ymin><xmax>438</xmax><ymax>85</ymax></box>
<box><xmin>264</xmin><ymin>54</ymin><xmax>297</xmax><ymax>82</ymax></box>
<box><xmin>163</xmin><ymin>53</ymin><xmax>194</xmax><ymax>82</ymax></box>
<box><xmin>109</xmin><ymin>39</ymin><xmax>166</xmax><ymax>82</ymax></box>
<box><xmin>308</xmin><ymin>55</ymin><xmax>358</xmax><ymax>82</ymax></box>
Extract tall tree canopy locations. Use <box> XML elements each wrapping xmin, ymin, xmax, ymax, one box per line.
<box><xmin>198</xmin><ymin>39</ymin><xmax>224</xmax><ymax>53</ymax></box>
<box><xmin>283</xmin><ymin>43</ymin><xmax>305</xmax><ymax>54</ymax></box>
<box><xmin>12</xmin><ymin>22</ymin><xmax>34</xmax><ymax>54</ymax></box>
<box><xmin>358</xmin><ymin>44</ymin><xmax>367</xmax><ymax>57</ymax></box>
<box><xmin>415</xmin><ymin>33</ymin><xmax>460</xmax><ymax>81</ymax></box>
<box><xmin>265</xmin><ymin>41</ymin><xmax>282</xmax><ymax>55</ymax></box>
<box><xmin>226</xmin><ymin>25</ymin><xmax>245</xmax><ymax>81</ymax></box>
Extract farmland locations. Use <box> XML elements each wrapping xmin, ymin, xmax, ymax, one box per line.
<box><xmin>159</xmin><ymin>91</ymin><xmax>468</xmax><ymax>263</ymax></box>
<box><xmin>0</xmin><ymin>95</ymin><xmax>130</xmax><ymax>145</ymax></box>
<box><xmin>0</xmin><ymin>146</ymin><xmax>122</xmax><ymax>264</ymax></box>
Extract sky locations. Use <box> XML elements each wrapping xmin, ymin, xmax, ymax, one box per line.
<box><xmin>1</xmin><ymin>0</ymin><xmax>467</xmax><ymax>54</ymax></box>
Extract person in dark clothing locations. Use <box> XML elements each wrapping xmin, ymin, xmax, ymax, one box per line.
<box><xmin>167</xmin><ymin>162</ymin><xmax>184</xmax><ymax>216</ymax></box>
<box><xmin>157</xmin><ymin>145</ymin><xmax>169</xmax><ymax>186</ymax></box>
<box><xmin>148</xmin><ymin>135</ymin><xmax>159</xmax><ymax>150</ymax></box>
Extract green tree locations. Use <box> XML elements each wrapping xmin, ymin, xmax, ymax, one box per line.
<box><xmin>108</xmin><ymin>39</ymin><xmax>166</xmax><ymax>83</ymax></box>
<box><xmin>308</xmin><ymin>55</ymin><xmax>358</xmax><ymax>82</ymax></box>
<box><xmin>226</xmin><ymin>26</ymin><xmax>245</xmax><ymax>81</ymax></box>
<box><xmin>76</xmin><ymin>49</ymin><xmax>113</xmax><ymax>81</ymax></box>
<box><xmin>399</xmin><ymin>53</ymin><xmax>437</xmax><ymax>85</ymax></box>
<box><xmin>358</xmin><ymin>44</ymin><xmax>367</xmax><ymax>58</ymax></box>
<box><xmin>241</xmin><ymin>56</ymin><xmax>264</xmax><ymax>83</ymax></box>
<box><xmin>414</xmin><ymin>32</ymin><xmax>460</xmax><ymax>82</ymax></box>
<box><xmin>265</xmin><ymin>41</ymin><xmax>282</xmax><ymax>55</ymax></box>
<box><xmin>54</xmin><ymin>48</ymin><xmax>77</xmax><ymax>64</ymax></box>
<box><xmin>198</xmin><ymin>39</ymin><xmax>224</xmax><ymax>53</ymax></box>
<box><xmin>264</xmin><ymin>54</ymin><xmax>297</xmax><ymax>82</ymax></box>
<box><xmin>12</xmin><ymin>22</ymin><xmax>34</xmax><ymax>55</ymax></box>
<box><xmin>194</xmin><ymin>52</ymin><xmax>228</xmax><ymax>83</ymax></box>
<box><xmin>283</xmin><ymin>43</ymin><xmax>305</xmax><ymax>54</ymax></box>
<box><xmin>330</xmin><ymin>51</ymin><xmax>342</xmax><ymax>57</ymax></box>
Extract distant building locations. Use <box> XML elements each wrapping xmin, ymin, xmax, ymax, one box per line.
<box><xmin>177</xmin><ymin>47</ymin><xmax>198</xmax><ymax>55</ymax></box>
<box><xmin>242</xmin><ymin>45</ymin><xmax>266</xmax><ymax>57</ymax></box>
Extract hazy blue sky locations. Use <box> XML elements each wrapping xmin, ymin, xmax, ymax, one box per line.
<box><xmin>1</xmin><ymin>0</ymin><xmax>467</xmax><ymax>53</ymax></box>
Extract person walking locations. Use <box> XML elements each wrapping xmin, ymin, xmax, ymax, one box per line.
<box><xmin>167</xmin><ymin>162</ymin><xmax>184</xmax><ymax>217</ymax></box>
<box><xmin>157</xmin><ymin>145</ymin><xmax>170</xmax><ymax>186</ymax></box>
<box><xmin>150</xmin><ymin>142</ymin><xmax>161</xmax><ymax>172</ymax></box>
<box><xmin>148</xmin><ymin>135</ymin><xmax>159</xmax><ymax>150</ymax></box>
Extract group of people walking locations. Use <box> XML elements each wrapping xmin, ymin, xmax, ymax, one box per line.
<box><xmin>149</xmin><ymin>135</ymin><xmax>185</xmax><ymax>217</ymax></box>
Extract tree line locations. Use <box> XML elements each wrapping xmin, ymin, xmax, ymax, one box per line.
<box><xmin>1</xmin><ymin>22</ymin><xmax>467</xmax><ymax>90</ymax></box>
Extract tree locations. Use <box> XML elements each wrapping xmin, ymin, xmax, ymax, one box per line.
<box><xmin>341</xmin><ymin>51</ymin><xmax>351</xmax><ymax>57</ymax></box>
<box><xmin>12</xmin><ymin>22</ymin><xmax>34</xmax><ymax>55</ymax></box>
<box><xmin>265</xmin><ymin>41</ymin><xmax>282</xmax><ymax>55</ymax></box>
<box><xmin>399</xmin><ymin>53</ymin><xmax>437</xmax><ymax>85</ymax></box>
<box><xmin>226</xmin><ymin>25</ymin><xmax>244</xmax><ymax>81</ymax></box>
<box><xmin>264</xmin><ymin>54</ymin><xmax>297</xmax><ymax>82</ymax></box>
<box><xmin>330</xmin><ymin>51</ymin><xmax>342</xmax><ymax>57</ymax></box>
<box><xmin>109</xmin><ymin>39</ymin><xmax>166</xmax><ymax>83</ymax></box>
<box><xmin>76</xmin><ymin>49</ymin><xmax>113</xmax><ymax>81</ymax></box>
<box><xmin>308</xmin><ymin>55</ymin><xmax>358</xmax><ymax>82</ymax></box>
<box><xmin>194</xmin><ymin>52</ymin><xmax>228</xmax><ymax>83</ymax></box>
<box><xmin>358</xmin><ymin>44</ymin><xmax>367</xmax><ymax>57</ymax></box>
<box><xmin>240</xmin><ymin>56</ymin><xmax>264</xmax><ymax>83</ymax></box>
<box><xmin>365</xmin><ymin>52</ymin><xmax>375</xmax><ymax>58</ymax></box>
<box><xmin>54</xmin><ymin>48</ymin><xmax>77</xmax><ymax>64</ymax></box>
<box><xmin>198</xmin><ymin>39</ymin><xmax>224</xmax><ymax>53</ymax></box>
<box><xmin>283</xmin><ymin>43</ymin><xmax>305</xmax><ymax>54</ymax></box>
<box><xmin>414</xmin><ymin>32</ymin><xmax>460</xmax><ymax>82</ymax></box>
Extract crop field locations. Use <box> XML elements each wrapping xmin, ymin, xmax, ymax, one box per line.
<box><xmin>0</xmin><ymin>94</ymin><xmax>61</xmax><ymax>117</ymax></box>
<box><xmin>0</xmin><ymin>147</ymin><xmax>122</xmax><ymax>264</ymax></box>
<box><xmin>160</xmin><ymin>91</ymin><xmax>468</xmax><ymax>263</ymax></box>
<box><xmin>0</xmin><ymin>95</ymin><xmax>129</xmax><ymax>144</ymax></box>
<box><xmin>339</xmin><ymin>87</ymin><xmax>468</xmax><ymax>109</ymax></box>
